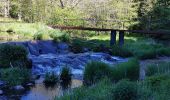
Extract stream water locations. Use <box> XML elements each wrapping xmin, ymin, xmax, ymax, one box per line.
<box><xmin>21</xmin><ymin>79</ymin><xmax>82</xmax><ymax>100</ymax></box>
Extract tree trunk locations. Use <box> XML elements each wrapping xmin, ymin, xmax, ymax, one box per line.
<box><xmin>18</xmin><ymin>0</ymin><xmax>22</xmax><ymax>21</ymax></box>
<box><xmin>4</xmin><ymin>0</ymin><xmax>9</xmax><ymax>17</ymax></box>
<box><xmin>59</xmin><ymin>0</ymin><xmax>64</xmax><ymax>9</ymax></box>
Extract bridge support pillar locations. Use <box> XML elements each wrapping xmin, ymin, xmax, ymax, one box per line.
<box><xmin>110</xmin><ymin>30</ymin><xmax>117</xmax><ymax>46</ymax></box>
<box><xmin>119</xmin><ymin>31</ymin><xmax>124</xmax><ymax>46</ymax></box>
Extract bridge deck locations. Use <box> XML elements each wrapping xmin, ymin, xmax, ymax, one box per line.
<box><xmin>50</xmin><ymin>25</ymin><xmax>170</xmax><ymax>46</ymax></box>
<box><xmin>50</xmin><ymin>25</ymin><xmax>170</xmax><ymax>35</ymax></box>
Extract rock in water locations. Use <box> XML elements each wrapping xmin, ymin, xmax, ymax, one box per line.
<box><xmin>0</xmin><ymin>90</ymin><xmax>3</xmax><ymax>95</ymax></box>
<box><xmin>13</xmin><ymin>85</ymin><xmax>25</xmax><ymax>91</ymax></box>
<box><xmin>0</xmin><ymin>81</ymin><xmax>5</xmax><ymax>86</ymax></box>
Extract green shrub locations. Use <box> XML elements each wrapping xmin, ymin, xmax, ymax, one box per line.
<box><xmin>146</xmin><ymin>62</ymin><xmax>170</xmax><ymax>76</ymax></box>
<box><xmin>142</xmin><ymin>74</ymin><xmax>170</xmax><ymax>100</ymax></box>
<box><xmin>0</xmin><ymin>68</ymin><xmax>31</xmax><ymax>86</ymax></box>
<box><xmin>137</xmin><ymin>82</ymin><xmax>153</xmax><ymax>100</ymax></box>
<box><xmin>144</xmin><ymin>74</ymin><xmax>170</xmax><ymax>91</ymax></box>
<box><xmin>113</xmin><ymin>58</ymin><xmax>140</xmax><ymax>81</ymax></box>
<box><xmin>60</xmin><ymin>67</ymin><xmax>72</xmax><ymax>88</ymax></box>
<box><xmin>136</xmin><ymin>49</ymin><xmax>157</xmax><ymax>60</ymax></box>
<box><xmin>156</xmin><ymin>47</ymin><xmax>170</xmax><ymax>56</ymax></box>
<box><xmin>0</xmin><ymin>44</ymin><xmax>28</xmax><ymax>68</ymax></box>
<box><xmin>33</xmin><ymin>32</ymin><xmax>50</xmax><ymax>40</ymax></box>
<box><xmin>155</xmin><ymin>79</ymin><xmax>170</xmax><ymax>100</ymax></box>
<box><xmin>53</xmin><ymin>34</ymin><xmax>70</xmax><ymax>43</ymax></box>
<box><xmin>111</xmin><ymin>45</ymin><xmax>133</xmax><ymax>57</ymax></box>
<box><xmin>83</xmin><ymin>61</ymin><xmax>114</xmax><ymax>86</ymax></box>
<box><xmin>44</xmin><ymin>72</ymin><xmax>58</xmax><ymax>85</ymax></box>
<box><xmin>112</xmin><ymin>80</ymin><xmax>138</xmax><ymax>100</ymax></box>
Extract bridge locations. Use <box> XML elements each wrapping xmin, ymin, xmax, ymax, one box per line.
<box><xmin>50</xmin><ymin>25</ymin><xmax>170</xmax><ymax>46</ymax></box>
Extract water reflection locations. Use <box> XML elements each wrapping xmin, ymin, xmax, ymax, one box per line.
<box><xmin>21</xmin><ymin>79</ymin><xmax>82</xmax><ymax>100</ymax></box>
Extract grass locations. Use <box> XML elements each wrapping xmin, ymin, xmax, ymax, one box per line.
<box><xmin>0</xmin><ymin>22</ymin><xmax>68</xmax><ymax>41</ymax></box>
<box><xmin>0</xmin><ymin>44</ymin><xmax>28</xmax><ymax>68</ymax></box>
<box><xmin>83</xmin><ymin>58</ymin><xmax>139</xmax><ymax>86</ymax></box>
<box><xmin>58</xmin><ymin>74</ymin><xmax>170</xmax><ymax>100</ymax></box>
<box><xmin>0</xmin><ymin>68</ymin><xmax>31</xmax><ymax>86</ymax></box>
<box><xmin>44</xmin><ymin>72</ymin><xmax>58</xmax><ymax>85</ymax></box>
<box><xmin>112</xmin><ymin>79</ymin><xmax>138</xmax><ymax>100</ymax></box>
<box><xmin>56</xmin><ymin>78</ymin><xmax>114</xmax><ymax>100</ymax></box>
<box><xmin>57</xmin><ymin>78</ymin><xmax>154</xmax><ymax>100</ymax></box>
<box><xmin>60</xmin><ymin>67</ymin><xmax>72</xmax><ymax>88</ymax></box>
<box><xmin>146</xmin><ymin>62</ymin><xmax>170</xmax><ymax>76</ymax></box>
<box><xmin>112</xmin><ymin>58</ymin><xmax>140</xmax><ymax>81</ymax></box>
<box><xmin>70</xmin><ymin>35</ymin><xmax>170</xmax><ymax>59</ymax></box>
<box><xmin>83</xmin><ymin>61</ymin><xmax>114</xmax><ymax>86</ymax></box>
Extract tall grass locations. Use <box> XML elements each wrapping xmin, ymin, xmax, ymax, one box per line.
<box><xmin>0</xmin><ymin>68</ymin><xmax>31</xmax><ymax>86</ymax></box>
<box><xmin>146</xmin><ymin>62</ymin><xmax>170</xmax><ymax>76</ymax></box>
<box><xmin>44</xmin><ymin>72</ymin><xmax>59</xmax><ymax>85</ymax></box>
<box><xmin>60</xmin><ymin>67</ymin><xmax>72</xmax><ymax>88</ymax></box>
<box><xmin>56</xmin><ymin>78</ymin><xmax>114</xmax><ymax>100</ymax></box>
<box><xmin>113</xmin><ymin>58</ymin><xmax>140</xmax><ymax>81</ymax></box>
<box><xmin>83</xmin><ymin>61</ymin><xmax>113</xmax><ymax>86</ymax></box>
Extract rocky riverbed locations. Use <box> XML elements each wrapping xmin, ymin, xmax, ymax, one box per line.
<box><xmin>30</xmin><ymin>52</ymin><xmax>128</xmax><ymax>80</ymax></box>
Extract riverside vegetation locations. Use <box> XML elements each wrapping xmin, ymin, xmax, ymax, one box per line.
<box><xmin>57</xmin><ymin>60</ymin><xmax>170</xmax><ymax>100</ymax></box>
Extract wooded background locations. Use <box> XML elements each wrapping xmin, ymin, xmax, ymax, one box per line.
<box><xmin>0</xmin><ymin>0</ymin><xmax>170</xmax><ymax>30</ymax></box>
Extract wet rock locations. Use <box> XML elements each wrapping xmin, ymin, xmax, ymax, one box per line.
<box><xmin>57</xmin><ymin>42</ymin><xmax>69</xmax><ymax>53</ymax></box>
<box><xmin>28</xmin><ymin>41</ymin><xmax>40</xmax><ymax>56</ymax></box>
<box><xmin>0</xmin><ymin>81</ymin><xmax>5</xmax><ymax>86</ymax></box>
<box><xmin>82</xmin><ymin>47</ymin><xmax>89</xmax><ymax>52</ymax></box>
<box><xmin>26</xmin><ymin>83</ymin><xmax>34</xmax><ymax>86</ymax></box>
<box><xmin>0</xmin><ymin>90</ymin><xmax>3</xmax><ymax>95</ymax></box>
<box><xmin>57</xmin><ymin>42</ymin><xmax>69</xmax><ymax>50</ymax></box>
<box><xmin>13</xmin><ymin>85</ymin><xmax>25</xmax><ymax>91</ymax></box>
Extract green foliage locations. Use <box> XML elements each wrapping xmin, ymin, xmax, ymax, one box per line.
<box><xmin>124</xmin><ymin>40</ymin><xmax>170</xmax><ymax>59</ymax></box>
<box><xmin>53</xmin><ymin>34</ymin><xmax>70</xmax><ymax>43</ymax></box>
<box><xmin>57</xmin><ymin>78</ymin><xmax>114</xmax><ymax>100</ymax></box>
<box><xmin>113</xmin><ymin>58</ymin><xmax>140</xmax><ymax>81</ymax></box>
<box><xmin>44</xmin><ymin>72</ymin><xmax>58</xmax><ymax>85</ymax></box>
<box><xmin>0</xmin><ymin>44</ymin><xmax>28</xmax><ymax>68</ymax></box>
<box><xmin>125</xmin><ymin>43</ymin><xmax>157</xmax><ymax>59</ymax></box>
<box><xmin>83</xmin><ymin>58</ymin><xmax>139</xmax><ymax>86</ymax></box>
<box><xmin>48</xmin><ymin>8</ymin><xmax>82</xmax><ymax>26</ymax></box>
<box><xmin>156</xmin><ymin>47</ymin><xmax>170</xmax><ymax>56</ymax></box>
<box><xmin>146</xmin><ymin>62</ymin><xmax>170</xmax><ymax>76</ymax></box>
<box><xmin>83</xmin><ymin>61</ymin><xmax>113</xmax><ymax>86</ymax></box>
<box><xmin>0</xmin><ymin>68</ymin><xmax>31</xmax><ymax>86</ymax></box>
<box><xmin>155</xmin><ymin>78</ymin><xmax>170</xmax><ymax>100</ymax></box>
<box><xmin>33</xmin><ymin>30</ymin><xmax>50</xmax><ymax>40</ymax></box>
<box><xmin>57</xmin><ymin>79</ymin><xmax>152</xmax><ymax>100</ymax></box>
<box><xmin>144</xmin><ymin>74</ymin><xmax>170</xmax><ymax>91</ymax></box>
<box><xmin>60</xmin><ymin>67</ymin><xmax>72</xmax><ymax>88</ymax></box>
<box><xmin>112</xmin><ymin>80</ymin><xmax>138</xmax><ymax>100</ymax></box>
<box><xmin>9</xmin><ymin>4</ymin><xmax>19</xmax><ymax>19</ymax></box>
<box><xmin>111</xmin><ymin>45</ymin><xmax>133</xmax><ymax>57</ymax></box>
